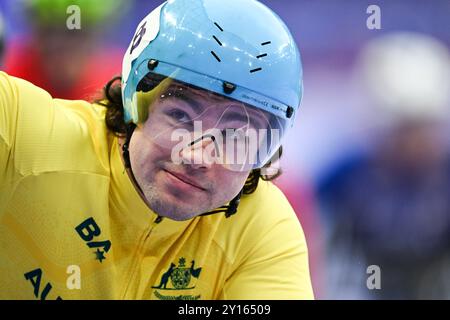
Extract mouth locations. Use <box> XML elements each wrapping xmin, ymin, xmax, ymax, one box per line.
<box><xmin>163</xmin><ymin>169</ymin><xmax>207</xmax><ymax>192</ymax></box>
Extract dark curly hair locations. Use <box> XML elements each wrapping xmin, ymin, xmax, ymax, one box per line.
<box><xmin>95</xmin><ymin>76</ymin><xmax>283</xmax><ymax>196</ymax></box>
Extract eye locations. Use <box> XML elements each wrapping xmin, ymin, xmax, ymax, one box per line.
<box><xmin>165</xmin><ymin>108</ymin><xmax>192</xmax><ymax>123</ymax></box>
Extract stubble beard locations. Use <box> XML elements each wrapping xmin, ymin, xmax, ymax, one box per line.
<box><xmin>138</xmin><ymin>178</ymin><xmax>211</xmax><ymax>221</ymax></box>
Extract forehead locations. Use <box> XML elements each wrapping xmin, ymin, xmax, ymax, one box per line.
<box><xmin>164</xmin><ymin>80</ymin><xmax>272</xmax><ymax>123</ymax></box>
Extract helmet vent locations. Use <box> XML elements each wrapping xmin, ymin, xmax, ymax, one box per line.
<box><xmin>210</xmin><ymin>51</ymin><xmax>221</xmax><ymax>62</ymax></box>
<box><xmin>250</xmin><ymin>68</ymin><xmax>262</xmax><ymax>73</ymax></box>
<box><xmin>214</xmin><ymin>22</ymin><xmax>224</xmax><ymax>32</ymax></box>
<box><xmin>250</xmin><ymin>42</ymin><xmax>271</xmax><ymax>73</ymax></box>
<box><xmin>211</xmin><ymin>22</ymin><xmax>224</xmax><ymax>63</ymax></box>
<box><xmin>212</xmin><ymin>35</ymin><xmax>223</xmax><ymax>46</ymax></box>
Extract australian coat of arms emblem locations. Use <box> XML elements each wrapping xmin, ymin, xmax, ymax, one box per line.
<box><xmin>152</xmin><ymin>257</ymin><xmax>202</xmax><ymax>290</ymax></box>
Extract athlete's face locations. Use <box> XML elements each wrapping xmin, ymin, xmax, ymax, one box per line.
<box><xmin>127</xmin><ymin>86</ymin><xmax>267</xmax><ymax>221</ymax></box>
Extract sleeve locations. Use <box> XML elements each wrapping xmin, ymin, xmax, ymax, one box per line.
<box><xmin>220</xmin><ymin>184</ymin><xmax>315</xmax><ymax>300</ymax></box>
<box><xmin>0</xmin><ymin>72</ymin><xmax>22</xmax><ymax>215</ymax></box>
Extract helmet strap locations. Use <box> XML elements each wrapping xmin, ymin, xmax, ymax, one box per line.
<box><xmin>121</xmin><ymin>122</ymin><xmax>148</xmax><ymax>198</ymax></box>
<box><xmin>122</xmin><ymin>123</ymin><xmax>137</xmax><ymax>169</ymax></box>
<box><xmin>199</xmin><ymin>190</ymin><xmax>243</xmax><ymax>218</ymax></box>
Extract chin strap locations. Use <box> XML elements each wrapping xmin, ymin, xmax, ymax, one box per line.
<box><xmin>122</xmin><ymin>123</ymin><xmax>137</xmax><ymax>170</ymax></box>
<box><xmin>199</xmin><ymin>190</ymin><xmax>243</xmax><ymax>218</ymax></box>
<box><xmin>121</xmin><ymin>123</ymin><xmax>242</xmax><ymax>219</ymax></box>
<box><xmin>205</xmin><ymin>170</ymin><xmax>260</xmax><ymax>218</ymax></box>
<box><xmin>122</xmin><ymin>123</ymin><xmax>152</xmax><ymax>207</ymax></box>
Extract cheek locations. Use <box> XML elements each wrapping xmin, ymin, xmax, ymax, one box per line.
<box><xmin>129</xmin><ymin>130</ymin><xmax>175</xmax><ymax>175</ymax></box>
<box><xmin>214</xmin><ymin>169</ymin><xmax>249</xmax><ymax>196</ymax></box>
<box><xmin>129</xmin><ymin>131</ymin><xmax>155</xmax><ymax>174</ymax></box>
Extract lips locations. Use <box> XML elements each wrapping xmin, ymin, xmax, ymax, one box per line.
<box><xmin>163</xmin><ymin>169</ymin><xmax>207</xmax><ymax>191</ymax></box>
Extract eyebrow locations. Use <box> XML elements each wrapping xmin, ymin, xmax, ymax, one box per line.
<box><xmin>165</xmin><ymin>86</ymin><xmax>206</xmax><ymax>115</ymax></box>
<box><xmin>221</xmin><ymin>111</ymin><xmax>266</xmax><ymax>129</ymax></box>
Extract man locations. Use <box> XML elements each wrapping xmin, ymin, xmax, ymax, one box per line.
<box><xmin>0</xmin><ymin>0</ymin><xmax>313</xmax><ymax>299</ymax></box>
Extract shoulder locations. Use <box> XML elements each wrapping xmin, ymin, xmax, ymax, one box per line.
<box><xmin>240</xmin><ymin>180</ymin><xmax>300</xmax><ymax>225</ymax></box>
<box><xmin>241</xmin><ymin>180</ymin><xmax>302</xmax><ymax>229</ymax></box>
<box><xmin>211</xmin><ymin>180</ymin><xmax>314</xmax><ymax>299</ymax></box>
<box><xmin>214</xmin><ymin>180</ymin><xmax>307</xmax><ymax>264</ymax></box>
<box><xmin>0</xmin><ymin>72</ymin><xmax>111</xmax><ymax>177</ymax></box>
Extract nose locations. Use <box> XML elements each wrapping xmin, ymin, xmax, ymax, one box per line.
<box><xmin>179</xmin><ymin>135</ymin><xmax>218</xmax><ymax>169</ymax></box>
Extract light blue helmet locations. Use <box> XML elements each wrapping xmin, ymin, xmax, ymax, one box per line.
<box><xmin>121</xmin><ymin>0</ymin><xmax>303</xmax><ymax>127</ymax></box>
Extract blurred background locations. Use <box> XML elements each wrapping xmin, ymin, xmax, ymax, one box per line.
<box><xmin>1</xmin><ymin>0</ymin><xmax>449</xmax><ymax>299</ymax></box>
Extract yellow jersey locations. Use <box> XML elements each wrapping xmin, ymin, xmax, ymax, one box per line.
<box><xmin>0</xmin><ymin>72</ymin><xmax>313</xmax><ymax>300</ymax></box>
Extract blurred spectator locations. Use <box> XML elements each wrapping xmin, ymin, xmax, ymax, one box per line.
<box><xmin>3</xmin><ymin>0</ymin><xmax>128</xmax><ymax>99</ymax></box>
<box><xmin>0</xmin><ymin>10</ymin><xmax>5</xmax><ymax>64</ymax></box>
<box><xmin>318</xmin><ymin>32</ymin><xmax>450</xmax><ymax>299</ymax></box>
